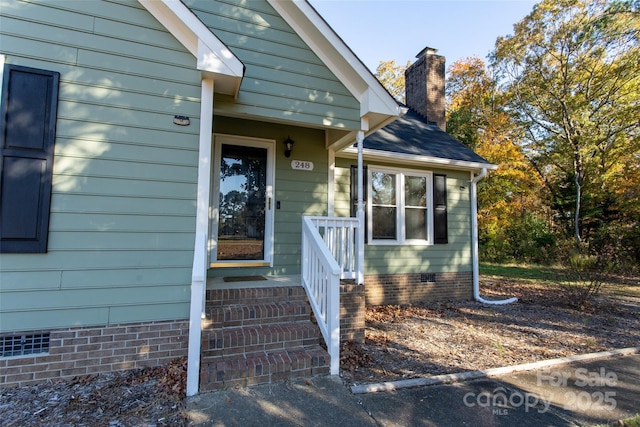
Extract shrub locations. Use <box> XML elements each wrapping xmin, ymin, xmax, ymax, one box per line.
<box><xmin>558</xmin><ymin>248</ymin><xmax>612</xmax><ymax>309</ymax></box>
<box><xmin>480</xmin><ymin>211</ymin><xmax>556</xmax><ymax>264</ymax></box>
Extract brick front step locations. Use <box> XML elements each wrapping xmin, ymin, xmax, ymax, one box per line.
<box><xmin>203</xmin><ymin>300</ymin><xmax>312</xmax><ymax>328</ymax></box>
<box><xmin>199</xmin><ymin>346</ymin><xmax>330</xmax><ymax>391</ymax></box>
<box><xmin>199</xmin><ymin>285</ymin><xmax>331</xmax><ymax>391</ymax></box>
<box><xmin>201</xmin><ymin>321</ymin><xmax>321</xmax><ymax>358</ymax></box>
<box><xmin>205</xmin><ymin>286</ymin><xmax>309</xmax><ymax>307</ymax></box>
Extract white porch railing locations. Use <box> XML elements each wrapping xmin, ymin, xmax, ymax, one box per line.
<box><xmin>301</xmin><ymin>216</ymin><xmax>358</xmax><ymax>375</ymax></box>
<box><xmin>307</xmin><ymin>216</ymin><xmax>359</xmax><ymax>280</ymax></box>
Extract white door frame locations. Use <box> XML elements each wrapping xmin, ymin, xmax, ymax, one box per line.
<box><xmin>209</xmin><ymin>134</ymin><xmax>275</xmax><ymax>267</ymax></box>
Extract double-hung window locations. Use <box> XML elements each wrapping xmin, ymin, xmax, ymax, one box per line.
<box><xmin>368</xmin><ymin>167</ymin><xmax>434</xmax><ymax>245</ymax></box>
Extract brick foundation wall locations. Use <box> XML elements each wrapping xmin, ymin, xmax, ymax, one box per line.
<box><xmin>340</xmin><ymin>283</ymin><xmax>365</xmax><ymax>343</ymax></box>
<box><xmin>0</xmin><ymin>320</ymin><xmax>189</xmax><ymax>388</ymax></box>
<box><xmin>365</xmin><ymin>272</ymin><xmax>473</xmax><ymax>306</ymax></box>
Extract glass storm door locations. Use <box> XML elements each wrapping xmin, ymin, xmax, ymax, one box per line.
<box><xmin>211</xmin><ymin>137</ymin><xmax>274</xmax><ymax>264</ymax></box>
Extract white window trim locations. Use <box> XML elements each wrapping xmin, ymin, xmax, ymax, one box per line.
<box><xmin>367</xmin><ymin>166</ymin><xmax>433</xmax><ymax>246</ymax></box>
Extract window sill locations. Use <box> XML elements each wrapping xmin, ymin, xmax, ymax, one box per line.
<box><xmin>367</xmin><ymin>240</ymin><xmax>432</xmax><ymax>246</ymax></box>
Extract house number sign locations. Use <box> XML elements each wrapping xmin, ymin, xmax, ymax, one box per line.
<box><xmin>291</xmin><ymin>160</ymin><xmax>314</xmax><ymax>171</ymax></box>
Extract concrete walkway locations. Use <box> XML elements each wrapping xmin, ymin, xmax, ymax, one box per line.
<box><xmin>186</xmin><ymin>353</ymin><xmax>640</xmax><ymax>426</ymax></box>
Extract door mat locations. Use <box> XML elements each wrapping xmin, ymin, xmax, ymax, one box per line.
<box><xmin>222</xmin><ymin>275</ymin><xmax>267</xmax><ymax>282</ymax></box>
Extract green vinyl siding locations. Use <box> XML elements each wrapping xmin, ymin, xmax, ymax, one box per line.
<box><xmin>51</xmin><ymin>194</ymin><xmax>195</xmax><ymax>216</ymax></box>
<box><xmin>0</xmin><ymin>267</ymin><xmax>193</xmax><ymax>292</ymax></box>
<box><xmin>210</xmin><ymin>117</ymin><xmax>328</xmax><ymax>277</ymax></box>
<box><xmin>0</xmin><ymin>0</ymin><xmax>201</xmax><ymax>332</ymax></box>
<box><xmin>3</xmin><ymin>285</ymin><xmax>190</xmax><ymax>313</ymax></box>
<box><xmin>46</xmin><ymin>231</ymin><xmax>194</xmax><ymax>251</ymax></box>
<box><xmin>185</xmin><ymin>0</ymin><xmax>361</xmax><ymax>130</ymax></box>
<box><xmin>50</xmin><ymin>213</ymin><xmax>197</xmax><ymax>233</ymax></box>
<box><xmin>3</xmin><ymin>251</ymin><xmax>194</xmax><ymax>282</ymax></box>
<box><xmin>5</xmin><ymin>302</ymin><xmax>189</xmax><ymax>332</ymax></box>
<box><xmin>334</xmin><ymin>158</ymin><xmax>473</xmax><ymax>275</ymax></box>
<box><xmin>5</xmin><ymin>308</ymin><xmax>111</xmax><ymax>332</ymax></box>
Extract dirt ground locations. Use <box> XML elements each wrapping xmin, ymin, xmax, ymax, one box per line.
<box><xmin>0</xmin><ymin>358</ymin><xmax>189</xmax><ymax>427</ymax></box>
<box><xmin>340</xmin><ymin>276</ymin><xmax>640</xmax><ymax>385</ymax></box>
<box><xmin>2</xmin><ymin>276</ymin><xmax>638</xmax><ymax>426</ymax></box>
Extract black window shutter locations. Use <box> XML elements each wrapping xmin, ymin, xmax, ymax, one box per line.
<box><xmin>0</xmin><ymin>65</ymin><xmax>60</xmax><ymax>253</ymax></box>
<box><xmin>433</xmin><ymin>174</ymin><xmax>448</xmax><ymax>244</ymax></box>
<box><xmin>349</xmin><ymin>165</ymin><xmax>367</xmax><ymax>242</ymax></box>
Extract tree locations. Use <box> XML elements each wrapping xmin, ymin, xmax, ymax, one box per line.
<box><xmin>446</xmin><ymin>57</ymin><xmax>494</xmax><ymax>151</ymax></box>
<box><xmin>491</xmin><ymin>0</ymin><xmax>640</xmax><ymax>247</ymax></box>
<box><xmin>375</xmin><ymin>60</ymin><xmax>411</xmax><ymax>103</ymax></box>
<box><xmin>446</xmin><ymin>57</ymin><xmax>553</xmax><ymax>263</ymax></box>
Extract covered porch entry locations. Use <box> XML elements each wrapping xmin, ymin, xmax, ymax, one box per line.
<box><xmin>198</xmin><ymin>213</ymin><xmax>365</xmax><ymax>391</ymax></box>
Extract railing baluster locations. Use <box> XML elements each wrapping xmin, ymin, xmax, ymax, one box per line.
<box><xmin>300</xmin><ymin>216</ymin><xmax>360</xmax><ymax>376</ymax></box>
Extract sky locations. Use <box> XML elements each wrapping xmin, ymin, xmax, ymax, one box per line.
<box><xmin>308</xmin><ymin>0</ymin><xmax>538</xmax><ymax>73</ymax></box>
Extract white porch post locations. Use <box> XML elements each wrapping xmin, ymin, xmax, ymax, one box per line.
<box><xmin>327</xmin><ymin>148</ymin><xmax>335</xmax><ymax>216</ymax></box>
<box><xmin>186</xmin><ymin>77</ymin><xmax>214</xmax><ymax>396</ymax></box>
<box><xmin>356</xmin><ymin>130</ymin><xmax>365</xmax><ymax>285</ymax></box>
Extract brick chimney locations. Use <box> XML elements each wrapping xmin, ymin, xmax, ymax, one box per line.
<box><xmin>405</xmin><ymin>46</ymin><xmax>446</xmax><ymax>131</ymax></box>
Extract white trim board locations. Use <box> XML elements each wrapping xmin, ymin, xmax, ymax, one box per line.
<box><xmin>138</xmin><ymin>0</ymin><xmax>244</xmax><ymax>96</ymax></box>
<box><xmin>339</xmin><ymin>146</ymin><xmax>499</xmax><ymax>172</ymax></box>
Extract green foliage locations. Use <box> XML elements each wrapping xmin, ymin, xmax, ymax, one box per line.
<box><xmin>617</xmin><ymin>414</ymin><xmax>640</xmax><ymax>427</ymax></box>
<box><xmin>558</xmin><ymin>247</ymin><xmax>613</xmax><ymax>308</ymax></box>
<box><xmin>491</xmin><ymin>0</ymin><xmax>640</xmax><ymax>250</ymax></box>
<box><xmin>374</xmin><ymin>60</ymin><xmax>410</xmax><ymax>103</ymax></box>
<box><xmin>480</xmin><ymin>210</ymin><xmax>556</xmax><ymax>264</ymax></box>
<box><xmin>446</xmin><ymin>57</ymin><xmax>554</xmax><ymax>264</ymax></box>
<box><xmin>376</xmin><ymin>0</ymin><xmax>639</xmax><ymax>268</ymax></box>
<box><xmin>446</xmin><ymin>108</ymin><xmax>479</xmax><ymax>150</ymax></box>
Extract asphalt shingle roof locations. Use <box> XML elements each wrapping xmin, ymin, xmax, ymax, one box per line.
<box><xmin>364</xmin><ymin>108</ymin><xmax>492</xmax><ymax>166</ymax></box>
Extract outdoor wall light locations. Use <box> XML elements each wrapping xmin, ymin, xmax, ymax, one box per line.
<box><xmin>283</xmin><ymin>136</ymin><xmax>295</xmax><ymax>158</ymax></box>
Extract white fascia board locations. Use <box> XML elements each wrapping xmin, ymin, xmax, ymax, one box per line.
<box><xmin>138</xmin><ymin>0</ymin><xmax>243</xmax><ymax>96</ymax></box>
<box><xmin>360</xmin><ymin>86</ymin><xmax>400</xmax><ymax>119</ymax></box>
<box><xmin>339</xmin><ymin>147</ymin><xmax>499</xmax><ymax>172</ymax></box>
<box><xmin>267</xmin><ymin>0</ymin><xmax>400</xmax><ymax>125</ymax></box>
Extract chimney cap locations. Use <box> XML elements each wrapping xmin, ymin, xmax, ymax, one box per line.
<box><xmin>415</xmin><ymin>46</ymin><xmax>439</xmax><ymax>58</ymax></box>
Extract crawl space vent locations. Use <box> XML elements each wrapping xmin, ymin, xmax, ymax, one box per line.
<box><xmin>420</xmin><ymin>273</ymin><xmax>436</xmax><ymax>283</ymax></box>
<box><xmin>1</xmin><ymin>333</ymin><xmax>50</xmax><ymax>357</ymax></box>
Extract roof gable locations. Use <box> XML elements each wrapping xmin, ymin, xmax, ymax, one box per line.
<box><xmin>185</xmin><ymin>0</ymin><xmax>361</xmax><ymax>131</ymax></box>
<box><xmin>267</xmin><ymin>1</ymin><xmax>400</xmax><ymax>131</ymax></box>
<box><xmin>139</xmin><ymin>0</ymin><xmax>244</xmax><ymax>96</ymax></box>
<box><xmin>143</xmin><ymin>0</ymin><xmax>399</xmax><ymax>148</ymax></box>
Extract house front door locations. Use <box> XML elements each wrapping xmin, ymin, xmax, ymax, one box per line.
<box><xmin>210</xmin><ymin>136</ymin><xmax>274</xmax><ymax>266</ymax></box>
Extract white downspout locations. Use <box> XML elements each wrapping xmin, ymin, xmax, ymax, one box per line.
<box><xmin>471</xmin><ymin>168</ymin><xmax>517</xmax><ymax>305</ymax></box>
<box><xmin>186</xmin><ymin>78</ymin><xmax>214</xmax><ymax>396</ymax></box>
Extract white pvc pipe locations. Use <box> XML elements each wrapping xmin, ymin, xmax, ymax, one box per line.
<box><xmin>470</xmin><ymin>169</ymin><xmax>517</xmax><ymax>305</ymax></box>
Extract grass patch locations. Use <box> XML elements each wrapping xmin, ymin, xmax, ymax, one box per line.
<box><xmin>481</xmin><ymin>263</ymin><xmax>640</xmax><ymax>301</ymax></box>
<box><xmin>594</xmin><ymin>414</ymin><xmax>640</xmax><ymax>427</ymax></box>
<box><xmin>480</xmin><ymin>263</ymin><xmax>562</xmax><ymax>283</ymax></box>
<box><xmin>608</xmin><ymin>283</ymin><xmax>640</xmax><ymax>299</ymax></box>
